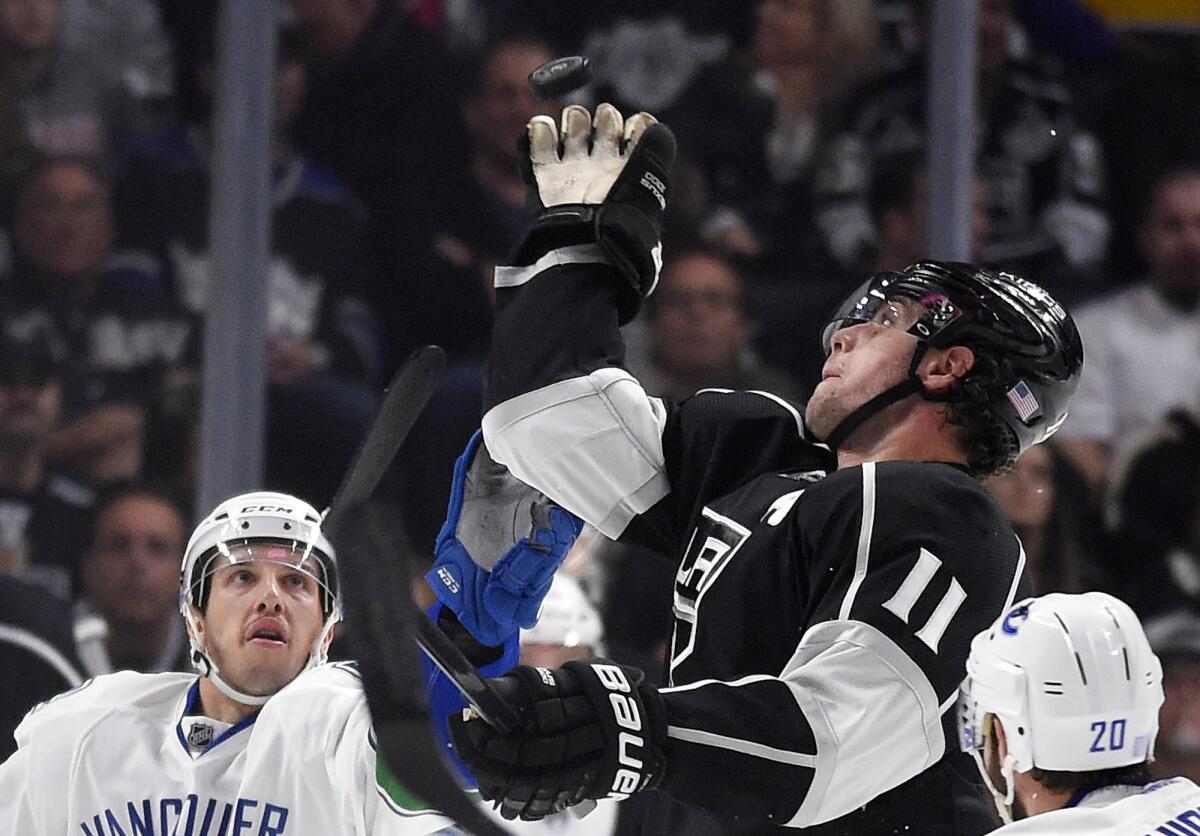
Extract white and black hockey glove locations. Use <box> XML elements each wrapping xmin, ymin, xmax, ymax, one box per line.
<box><xmin>512</xmin><ymin>103</ymin><xmax>677</xmax><ymax>324</ymax></box>
<box><xmin>449</xmin><ymin>659</ymin><xmax>667</xmax><ymax>821</ymax></box>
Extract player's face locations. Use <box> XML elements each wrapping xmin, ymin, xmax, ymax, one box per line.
<box><xmin>196</xmin><ymin>553</ymin><xmax>327</xmax><ymax>698</ymax></box>
<box><xmin>806</xmin><ymin>297</ymin><xmax>922</xmax><ymax>440</ymax></box>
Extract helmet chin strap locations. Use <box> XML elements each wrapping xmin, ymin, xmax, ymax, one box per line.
<box><xmin>822</xmin><ymin>377</ymin><xmax>922</xmax><ymax>451</ymax></box>
<box><xmin>184</xmin><ymin>605</ymin><xmax>341</xmax><ymax>709</ymax></box>
<box><xmin>822</xmin><ymin>339</ymin><xmax>953</xmax><ymax>452</ymax></box>
<box><xmin>969</xmin><ymin>747</ymin><xmax>1017</xmax><ymax>825</ymax></box>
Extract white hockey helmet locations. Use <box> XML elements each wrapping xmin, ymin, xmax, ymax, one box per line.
<box><xmin>179</xmin><ymin>491</ymin><xmax>340</xmax><ymax>705</ymax></box>
<box><xmin>521</xmin><ymin>573</ymin><xmax>605</xmax><ymax>654</ymax></box>
<box><xmin>958</xmin><ymin>591</ymin><xmax>1163</xmax><ymax>774</ymax></box>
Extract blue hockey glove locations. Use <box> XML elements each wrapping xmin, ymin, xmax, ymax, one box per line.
<box><xmin>427</xmin><ymin>430</ymin><xmax>583</xmax><ymax>647</ymax></box>
<box><xmin>422</xmin><ymin>601</ymin><xmax>520</xmax><ymax>785</ymax></box>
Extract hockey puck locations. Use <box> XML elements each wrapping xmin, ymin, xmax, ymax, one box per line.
<box><xmin>528</xmin><ymin>56</ymin><xmax>591</xmax><ymax>100</ymax></box>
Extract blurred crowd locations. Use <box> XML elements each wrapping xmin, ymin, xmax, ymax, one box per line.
<box><xmin>3</xmin><ymin>0</ymin><xmax>1200</xmax><ymax>807</ymax></box>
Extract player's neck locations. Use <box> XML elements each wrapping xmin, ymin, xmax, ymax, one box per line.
<box><xmin>1014</xmin><ymin>771</ymin><xmax>1073</xmax><ymax>817</ymax></box>
<box><xmin>836</xmin><ymin>407</ymin><xmax>967</xmax><ymax>471</ymax></box>
<box><xmin>197</xmin><ymin>675</ymin><xmax>260</xmax><ymax>724</ymax></box>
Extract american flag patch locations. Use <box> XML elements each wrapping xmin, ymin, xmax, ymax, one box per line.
<box><xmin>1006</xmin><ymin>380</ymin><xmax>1041</xmax><ymax>424</ymax></box>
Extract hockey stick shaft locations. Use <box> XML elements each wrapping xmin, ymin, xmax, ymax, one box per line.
<box><xmin>324</xmin><ymin>346</ymin><xmax>524</xmax><ymax>731</ymax></box>
<box><xmin>323</xmin><ymin>345</ymin><xmax>447</xmax><ymax>540</ymax></box>
<box><xmin>416</xmin><ymin>617</ymin><xmax>524</xmax><ymax>734</ymax></box>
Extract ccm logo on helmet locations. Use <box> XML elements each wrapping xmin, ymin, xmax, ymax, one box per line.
<box><xmin>591</xmin><ymin>663</ymin><xmax>648</xmax><ymax>798</ymax></box>
<box><xmin>240</xmin><ymin>505</ymin><xmax>293</xmax><ymax>514</ymax></box>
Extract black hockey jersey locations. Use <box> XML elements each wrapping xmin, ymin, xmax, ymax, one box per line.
<box><xmin>484</xmin><ymin>251</ymin><xmax>1028</xmax><ymax>833</ymax></box>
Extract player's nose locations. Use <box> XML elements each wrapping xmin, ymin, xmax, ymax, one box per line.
<box><xmin>828</xmin><ymin>323</ymin><xmax>862</xmax><ymax>354</ymax></box>
<box><xmin>254</xmin><ymin>576</ymin><xmax>286</xmax><ymax>612</ymax></box>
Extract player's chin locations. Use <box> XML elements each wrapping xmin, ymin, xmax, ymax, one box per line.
<box><xmin>236</xmin><ymin>663</ymin><xmax>305</xmax><ymax>698</ymax></box>
<box><xmin>803</xmin><ymin>392</ymin><xmax>836</xmax><ymax>439</ymax></box>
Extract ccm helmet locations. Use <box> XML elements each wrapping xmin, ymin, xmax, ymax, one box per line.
<box><xmin>180</xmin><ymin>491</ymin><xmax>340</xmax><ymax>705</ymax></box>
<box><xmin>820</xmin><ymin>261</ymin><xmax>1083</xmax><ymax>470</ymax></box>
<box><xmin>957</xmin><ymin>592</ymin><xmax>1163</xmax><ymax>821</ymax></box>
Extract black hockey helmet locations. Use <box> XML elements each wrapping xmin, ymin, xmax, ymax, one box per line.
<box><xmin>819</xmin><ymin>260</ymin><xmax>1083</xmax><ymax>470</ymax></box>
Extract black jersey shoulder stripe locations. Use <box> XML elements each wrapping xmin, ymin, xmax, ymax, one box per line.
<box><xmin>837</xmin><ymin>461</ymin><xmax>878</xmax><ymax>621</ymax></box>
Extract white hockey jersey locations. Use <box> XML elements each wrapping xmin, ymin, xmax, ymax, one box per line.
<box><xmin>991</xmin><ymin>778</ymin><xmax>1200</xmax><ymax>835</ymax></box>
<box><xmin>0</xmin><ymin>663</ymin><xmax>453</xmax><ymax>835</ymax></box>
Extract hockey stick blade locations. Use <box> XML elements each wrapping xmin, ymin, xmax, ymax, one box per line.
<box><xmin>334</xmin><ymin>499</ymin><xmax>512</xmax><ymax>836</ymax></box>
<box><xmin>322</xmin><ymin>344</ymin><xmax>446</xmax><ymax>541</ymax></box>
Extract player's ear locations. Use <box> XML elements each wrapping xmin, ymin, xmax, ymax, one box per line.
<box><xmin>919</xmin><ymin>345</ymin><xmax>975</xmax><ymax>394</ymax></box>
<box><xmin>186</xmin><ymin>607</ymin><xmax>206</xmax><ymax>646</ymax></box>
<box><xmin>320</xmin><ymin>620</ymin><xmax>337</xmax><ymax>654</ymax></box>
<box><xmin>993</xmin><ymin>715</ymin><xmax>1008</xmax><ymax>756</ymax></box>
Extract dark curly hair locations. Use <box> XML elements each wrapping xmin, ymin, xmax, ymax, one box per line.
<box><xmin>942</xmin><ymin>348</ymin><xmax>1022</xmax><ymax>478</ymax></box>
<box><xmin>1029</xmin><ymin>763</ymin><xmax>1152</xmax><ymax>795</ymax></box>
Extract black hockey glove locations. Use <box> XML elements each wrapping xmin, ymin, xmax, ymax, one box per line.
<box><xmin>511</xmin><ymin>104</ymin><xmax>677</xmax><ymax>324</ymax></box>
<box><xmin>449</xmin><ymin>658</ymin><xmax>667</xmax><ymax>821</ymax></box>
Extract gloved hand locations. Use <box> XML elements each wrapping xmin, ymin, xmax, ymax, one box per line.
<box><xmin>427</xmin><ymin>430</ymin><xmax>582</xmax><ymax>647</ymax></box>
<box><xmin>510</xmin><ymin>103</ymin><xmax>677</xmax><ymax>324</ymax></box>
<box><xmin>449</xmin><ymin>659</ymin><xmax>667</xmax><ymax>821</ymax></box>
<box><xmin>421</xmin><ymin>602</ymin><xmax>520</xmax><ymax>784</ymax></box>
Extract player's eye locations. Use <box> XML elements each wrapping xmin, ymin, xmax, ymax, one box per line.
<box><xmin>284</xmin><ymin>572</ymin><xmax>311</xmax><ymax>592</ymax></box>
<box><xmin>233</xmin><ymin>569</ymin><xmax>255</xmax><ymax>584</ymax></box>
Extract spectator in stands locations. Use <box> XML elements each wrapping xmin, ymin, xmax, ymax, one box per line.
<box><xmin>1057</xmin><ymin>165</ymin><xmax>1200</xmax><ymax>490</ymax></box>
<box><xmin>431</xmin><ymin>33</ymin><xmax>560</xmax><ymax>359</ymax></box>
<box><xmin>75</xmin><ymin>483</ymin><xmax>189</xmax><ymax>676</ymax></box>
<box><xmin>286</xmin><ymin>0</ymin><xmax>478</xmax><ymax>365</ymax></box>
<box><xmin>0</xmin><ymin>0</ymin><xmax>159</xmax><ymax>163</ymax></box>
<box><xmin>658</xmin><ymin>0</ymin><xmax>881</xmax><ymax>278</ymax></box>
<box><xmin>0</xmin><ymin>326</ymin><xmax>92</xmax><ymax>598</ymax></box>
<box><xmin>816</xmin><ymin>0</ymin><xmax>1108</xmax><ymax>288</ymax></box>
<box><xmin>0</xmin><ymin>572</ymin><xmax>83</xmax><ymax>761</ymax></box>
<box><xmin>1</xmin><ymin>155</ymin><xmax>192</xmax><ymax>487</ymax></box>
<box><xmin>625</xmin><ymin>247</ymin><xmax>806</xmax><ymax>404</ymax></box>
<box><xmin>460</xmin><ymin>34</ymin><xmax>556</xmax><ymax>258</ymax></box>
<box><xmin>114</xmin><ymin>22</ymin><xmax>381</xmax><ymax>507</ymax></box>
<box><xmin>1104</xmin><ymin>408</ymin><xmax>1200</xmax><ymax>620</ymax></box>
<box><xmin>58</xmin><ymin>0</ymin><xmax>173</xmax><ymax>117</ymax></box>
<box><xmin>1096</xmin><ymin>32</ymin><xmax>1200</xmax><ymax>284</ymax></box>
<box><xmin>870</xmin><ymin>149</ymin><xmax>990</xmax><ymax>272</ymax></box>
<box><xmin>984</xmin><ymin>440</ymin><xmax>1107</xmax><ymax>595</ymax></box>
<box><xmin>1145</xmin><ymin>611</ymin><xmax>1200</xmax><ymax>784</ymax></box>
